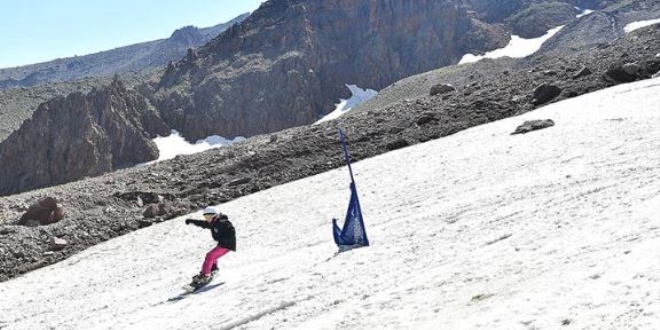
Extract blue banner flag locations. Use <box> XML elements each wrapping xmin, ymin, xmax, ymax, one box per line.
<box><xmin>333</xmin><ymin>129</ymin><xmax>369</xmax><ymax>249</ymax></box>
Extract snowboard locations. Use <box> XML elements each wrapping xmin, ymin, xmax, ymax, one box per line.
<box><xmin>182</xmin><ymin>280</ymin><xmax>211</xmax><ymax>293</ymax></box>
<box><xmin>166</xmin><ymin>279</ymin><xmax>224</xmax><ymax>302</ymax></box>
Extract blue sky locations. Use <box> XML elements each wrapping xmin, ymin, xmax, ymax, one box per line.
<box><xmin>0</xmin><ymin>0</ymin><xmax>264</xmax><ymax>69</ymax></box>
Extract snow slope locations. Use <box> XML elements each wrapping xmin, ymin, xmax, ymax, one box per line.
<box><xmin>2</xmin><ymin>77</ymin><xmax>660</xmax><ymax>329</ymax></box>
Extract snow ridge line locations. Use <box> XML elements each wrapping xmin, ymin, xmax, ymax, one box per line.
<box><xmin>213</xmin><ymin>296</ymin><xmax>311</xmax><ymax>330</ymax></box>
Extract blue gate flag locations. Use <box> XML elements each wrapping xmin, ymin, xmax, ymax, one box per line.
<box><xmin>333</xmin><ymin>128</ymin><xmax>369</xmax><ymax>248</ymax></box>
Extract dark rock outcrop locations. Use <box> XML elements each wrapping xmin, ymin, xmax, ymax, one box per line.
<box><xmin>169</xmin><ymin>26</ymin><xmax>206</xmax><ymax>46</ymax></box>
<box><xmin>511</xmin><ymin>119</ymin><xmax>556</xmax><ymax>135</ymax></box>
<box><xmin>604</xmin><ymin>60</ymin><xmax>660</xmax><ymax>83</ymax></box>
<box><xmin>532</xmin><ymin>84</ymin><xmax>562</xmax><ymax>105</ymax></box>
<box><xmin>506</xmin><ymin>1</ymin><xmax>579</xmax><ymax>38</ymax></box>
<box><xmin>430</xmin><ymin>84</ymin><xmax>457</xmax><ymax>96</ymax></box>
<box><xmin>17</xmin><ymin>196</ymin><xmax>64</xmax><ymax>226</ymax></box>
<box><xmin>142</xmin><ymin>203</ymin><xmax>177</xmax><ymax>219</ymax></box>
<box><xmin>605</xmin><ymin>63</ymin><xmax>641</xmax><ymax>82</ymax></box>
<box><xmin>572</xmin><ymin>66</ymin><xmax>593</xmax><ymax>79</ymax></box>
<box><xmin>0</xmin><ymin>78</ymin><xmax>170</xmax><ymax>196</ymax></box>
<box><xmin>51</xmin><ymin>237</ymin><xmax>68</xmax><ymax>251</ymax></box>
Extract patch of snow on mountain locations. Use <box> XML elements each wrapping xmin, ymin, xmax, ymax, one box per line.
<box><xmin>459</xmin><ymin>26</ymin><xmax>564</xmax><ymax>64</ymax></box>
<box><xmin>576</xmin><ymin>7</ymin><xmax>594</xmax><ymax>18</ymax></box>
<box><xmin>625</xmin><ymin>18</ymin><xmax>660</xmax><ymax>33</ymax></box>
<box><xmin>315</xmin><ymin>84</ymin><xmax>378</xmax><ymax>124</ymax></box>
<box><xmin>146</xmin><ymin>130</ymin><xmax>245</xmax><ymax>164</ymax></box>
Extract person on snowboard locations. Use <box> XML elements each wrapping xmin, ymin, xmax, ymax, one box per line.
<box><xmin>185</xmin><ymin>206</ymin><xmax>236</xmax><ymax>289</ymax></box>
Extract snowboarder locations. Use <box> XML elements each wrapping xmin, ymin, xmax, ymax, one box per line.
<box><xmin>184</xmin><ymin>206</ymin><xmax>236</xmax><ymax>291</ymax></box>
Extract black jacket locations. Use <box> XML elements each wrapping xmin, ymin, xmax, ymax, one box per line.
<box><xmin>187</xmin><ymin>213</ymin><xmax>236</xmax><ymax>251</ymax></box>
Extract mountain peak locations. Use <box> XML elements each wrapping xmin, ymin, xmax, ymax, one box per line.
<box><xmin>169</xmin><ymin>25</ymin><xmax>205</xmax><ymax>45</ymax></box>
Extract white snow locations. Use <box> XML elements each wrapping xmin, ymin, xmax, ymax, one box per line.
<box><xmin>2</xmin><ymin>77</ymin><xmax>660</xmax><ymax>329</ymax></box>
<box><xmin>459</xmin><ymin>26</ymin><xmax>564</xmax><ymax>64</ymax></box>
<box><xmin>576</xmin><ymin>8</ymin><xmax>594</xmax><ymax>18</ymax></box>
<box><xmin>625</xmin><ymin>18</ymin><xmax>660</xmax><ymax>33</ymax></box>
<box><xmin>144</xmin><ymin>130</ymin><xmax>245</xmax><ymax>164</ymax></box>
<box><xmin>315</xmin><ymin>84</ymin><xmax>378</xmax><ymax>124</ymax></box>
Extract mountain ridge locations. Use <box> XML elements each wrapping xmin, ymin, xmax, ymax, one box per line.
<box><xmin>0</xmin><ymin>13</ymin><xmax>249</xmax><ymax>90</ymax></box>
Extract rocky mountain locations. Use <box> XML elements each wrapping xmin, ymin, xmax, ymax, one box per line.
<box><xmin>0</xmin><ymin>77</ymin><xmax>170</xmax><ymax>196</ymax></box>
<box><xmin>0</xmin><ymin>0</ymin><xmax>626</xmax><ymax>197</ymax></box>
<box><xmin>0</xmin><ymin>13</ymin><xmax>249</xmax><ymax>90</ymax></box>
<box><xmin>147</xmin><ymin>0</ymin><xmax>621</xmax><ymax>142</ymax></box>
<box><xmin>0</xmin><ymin>71</ymin><xmax>156</xmax><ymax>142</ymax></box>
<box><xmin>150</xmin><ymin>0</ymin><xmax>521</xmax><ymax>142</ymax></box>
<box><xmin>356</xmin><ymin>0</ymin><xmax>660</xmax><ymax>113</ymax></box>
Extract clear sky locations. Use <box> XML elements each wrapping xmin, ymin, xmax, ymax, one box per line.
<box><xmin>0</xmin><ymin>0</ymin><xmax>265</xmax><ymax>69</ymax></box>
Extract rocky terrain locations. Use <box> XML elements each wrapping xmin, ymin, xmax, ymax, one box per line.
<box><xmin>0</xmin><ymin>8</ymin><xmax>659</xmax><ymax>282</ymax></box>
<box><xmin>0</xmin><ymin>0</ymin><xmax>613</xmax><ymax>198</ymax></box>
<box><xmin>0</xmin><ymin>14</ymin><xmax>249</xmax><ymax>90</ymax></box>
<box><xmin>0</xmin><ymin>77</ymin><xmax>170</xmax><ymax>196</ymax></box>
<box><xmin>0</xmin><ymin>13</ymin><xmax>251</xmax><ymax>143</ymax></box>
<box><xmin>150</xmin><ymin>0</ymin><xmax>600</xmax><ymax>143</ymax></box>
<box><xmin>0</xmin><ymin>70</ymin><xmax>156</xmax><ymax>142</ymax></box>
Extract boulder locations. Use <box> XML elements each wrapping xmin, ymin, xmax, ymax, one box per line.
<box><xmin>622</xmin><ymin>63</ymin><xmax>641</xmax><ymax>75</ymax></box>
<box><xmin>511</xmin><ymin>119</ymin><xmax>555</xmax><ymax>135</ymax></box>
<box><xmin>531</xmin><ymin>84</ymin><xmax>562</xmax><ymax>105</ymax></box>
<box><xmin>386</xmin><ymin>139</ymin><xmax>410</xmax><ymax>151</ymax></box>
<box><xmin>142</xmin><ymin>204</ymin><xmax>160</xmax><ymax>219</ymax></box>
<box><xmin>17</xmin><ymin>196</ymin><xmax>65</xmax><ymax>226</ymax></box>
<box><xmin>605</xmin><ymin>63</ymin><xmax>641</xmax><ymax>83</ymax></box>
<box><xmin>572</xmin><ymin>66</ymin><xmax>593</xmax><ymax>79</ymax></box>
<box><xmin>51</xmin><ymin>237</ymin><xmax>68</xmax><ymax>251</ymax></box>
<box><xmin>142</xmin><ymin>203</ymin><xmax>176</xmax><ymax>219</ymax></box>
<box><xmin>430</xmin><ymin>84</ymin><xmax>456</xmax><ymax>96</ymax></box>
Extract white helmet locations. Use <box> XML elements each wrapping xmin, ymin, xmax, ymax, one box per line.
<box><xmin>203</xmin><ymin>206</ymin><xmax>219</xmax><ymax>215</ymax></box>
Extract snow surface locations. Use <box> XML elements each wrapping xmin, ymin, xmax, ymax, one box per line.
<box><xmin>315</xmin><ymin>84</ymin><xmax>378</xmax><ymax>124</ymax></box>
<box><xmin>625</xmin><ymin>18</ymin><xmax>660</xmax><ymax>33</ymax></box>
<box><xmin>144</xmin><ymin>130</ymin><xmax>245</xmax><ymax>165</ymax></box>
<box><xmin>459</xmin><ymin>26</ymin><xmax>563</xmax><ymax>64</ymax></box>
<box><xmin>576</xmin><ymin>8</ymin><xmax>594</xmax><ymax>18</ymax></box>
<box><xmin>2</xmin><ymin>77</ymin><xmax>660</xmax><ymax>329</ymax></box>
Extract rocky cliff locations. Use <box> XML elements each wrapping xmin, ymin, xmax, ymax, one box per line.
<box><xmin>151</xmin><ymin>0</ymin><xmax>610</xmax><ymax>142</ymax></box>
<box><xmin>0</xmin><ymin>78</ymin><xmax>169</xmax><ymax>196</ymax></box>
<box><xmin>151</xmin><ymin>0</ymin><xmax>518</xmax><ymax>141</ymax></box>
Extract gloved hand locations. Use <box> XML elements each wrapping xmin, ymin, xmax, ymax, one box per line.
<box><xmin>185</xmin><ymin>219</ymin><xmax>193</xmax><ymax>225</ymax></box>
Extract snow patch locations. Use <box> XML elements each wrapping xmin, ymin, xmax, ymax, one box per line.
<box><xmin>145</xmin><ymin>130</ymin><xmax>245</xmax><ymax>164</ymax></box>
<box><xmin>576</xmin><ymin>8</ymin><xmax>594</xmax><ymax>18</ymax></box>
<box><xmin>624</xmin><ymin>18</ymin><xmax>660</xmax><ymax>33</ymax></box>
<box><xmin>314</xmin><ymin>84</ymin><xmax>377</xmax><ymax>124</ymax></box>
<box><xmin>459</xmin><ymin>25</ymin><xmax>564</xmax><ymax>64</ymax></box>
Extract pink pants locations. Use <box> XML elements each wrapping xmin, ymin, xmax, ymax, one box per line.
<box><xmin>202</xmin><ymin>246</ymin><xmax>230</xmax><ymax>276</ymax></box>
